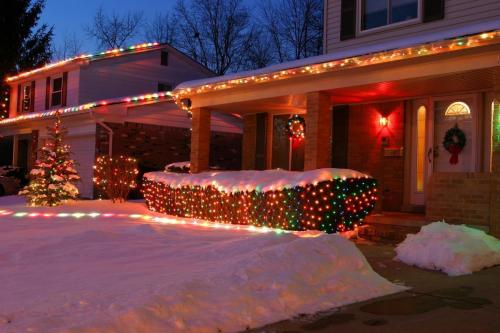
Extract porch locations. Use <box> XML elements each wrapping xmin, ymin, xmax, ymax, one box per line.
<box><xmin>177</xmin><ymin>31</ymin><xmax>500</xmax><ymax>236</ymax></box>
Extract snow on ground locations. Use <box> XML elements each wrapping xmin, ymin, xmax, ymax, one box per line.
<box><xmin>395</xmin><ymin>221</ymin><xmax>500</xmax><ymax>276</ymax></box>
<box><xmin>145</xmin><ymin>168</ymin><xmax>370</xmax><ymax>193</ymax></box>
<box><xmin>0</xmin><ymin>196</ymin><xmax>404</xmax><ymax>333</ymax></box>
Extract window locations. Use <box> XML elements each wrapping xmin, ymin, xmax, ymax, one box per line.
<box><xmin>158</xmin><ymin>82</ymin><xmax>173</xmax><ymax>92</ymax></box>
<box><xmin>445</xmin><ymin>101</ymin><xmax>471</xmax><ymax>117</ymax></box>
<box><xmin>361</xmin><ymin>0</ymin><xmax>418</xmax><ymax>30</ymax></box>
<box><xmin>51</xmin><ymin>77</ymin><xmax>63</xmax><ymax>107</ymax></box>
<box><xmin>22</xmin><ymin>84</ymin><xmax>32</xmax><ymax>112</ymax></box>
<box><xmin>161</xmin><ymin>51</ymin><xmax>169</xmax><ymax>66</ymax></box>
<box><xmin>416</xmin><ymin>106</ymin><xmax>426</xmax><ymax>192</ymax></box>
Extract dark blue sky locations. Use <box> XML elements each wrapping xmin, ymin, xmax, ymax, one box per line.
<box><xmin>41</xmin><ymin>0</ymin><xmax>257</xmax><ymax>54</ymax></box>
<box><xmin>41</xmin><ymin>0</ymin><xmax>178</xmax><ymax>53</ymax></box>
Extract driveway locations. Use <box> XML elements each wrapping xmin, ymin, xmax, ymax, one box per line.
<box><xmin>248</xmin><ymin>241</ymin><xmax>500</xmax><ymax>333</ymax></box>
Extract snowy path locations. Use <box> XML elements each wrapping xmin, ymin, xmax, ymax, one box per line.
<box><xmin>0</xmin><ymin>196</ymin><xmax>404</xmax><ymax>333</ymax></box>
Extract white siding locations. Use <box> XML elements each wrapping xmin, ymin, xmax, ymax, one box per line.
<box><xmin>10</xmin><ymin>69</ymin><xmax>81</xmax><ymax>115</ymax></box>
<box><xmin>78</xmin><ymin>48</ymin><xmax>213</xmax><ymax>104</ymax></box>
<box><xmin>325</xmin><ymin>0</ymin><xmax>500</xmax><ymax>53</ymax></box>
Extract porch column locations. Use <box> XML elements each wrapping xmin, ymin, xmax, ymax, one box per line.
<box><xmin>491</xmin><ymin>86</ymin><xmax>500</xmax><ymax>238</ymax></box>
<box><xmin>242</xmin><ymin>114</ymin><xmax>257</xmax><ymax>170</ymax></box>
<box><xmin>304</xmin><ymin>91</ymin><xmax>332</xmax><ymax>170</ymax></box>
<box><xmin>12</xmin><ymin>135</ymin><xmax>19</xmax><ymax>166</ymax></box>
<box><xmin>190</xmin><ymin>108</ymin><xmax>211</xmax><ymax>173</ymax></box>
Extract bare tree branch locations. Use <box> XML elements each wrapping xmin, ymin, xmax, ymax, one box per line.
<box><xmin>52</xmin><ymin>32</ymin><xmax>84</xmax><ymax>61</ymax></box>
<box><xmin>85</xmin><ymin>6</ymin><xmax>143</xmax><ymax>49</ymax></box>
<box><xmin>258</xmin><ymin>0</ymin><xmax>323</xmax><ymax>62</ymax></box>
<box><xmin>174</xmin><ymin>0</ymin><xmax>254</xmax><ymax>75</ymax></box>
<box><xmin>143</xmin><ymin>13</ymin><xmax>177</xmax><ymax>44</ymax></box>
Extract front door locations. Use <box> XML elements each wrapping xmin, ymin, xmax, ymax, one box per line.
<box><xmin>409</xmin><ymin>95</ymin><xmax>479</xmax><ymax>206</ymax></box>
<box><xmin>432</xmin><ymin>95</ymin><xmax>478</xmax><ymax>173</ymax></box>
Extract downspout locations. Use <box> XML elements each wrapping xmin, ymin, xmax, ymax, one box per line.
<box><xmin>90</xmin><ymin>111</ymin><xmax>113</xmax><ymax>157</ymax></box>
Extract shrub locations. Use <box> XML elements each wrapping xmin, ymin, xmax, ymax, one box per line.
<box><xmin>93</xmin><ymin>155</ymin><xmax>139</xmax><ymax>202</ymax></box>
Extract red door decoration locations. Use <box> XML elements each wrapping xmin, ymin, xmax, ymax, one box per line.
<box><xmin>442</xmin><ymin>124</ymin><xmax>466</xmax><ymax>165</ymax></box>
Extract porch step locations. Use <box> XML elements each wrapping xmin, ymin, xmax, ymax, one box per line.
<box><xmin>358</xmin><ymin>212</ymin><xmax>427</xmax><ymax>244</ymax></box>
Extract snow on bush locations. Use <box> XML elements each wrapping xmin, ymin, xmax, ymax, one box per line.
<box><xmin>0</xmin><ymin>197</ymin><xmax>403</xmax><ymax>333</ymax></box>
<box><xmin>395</xmin><ymin>221</ymin><xmax>500</xmax><ymax>276</ymax></box>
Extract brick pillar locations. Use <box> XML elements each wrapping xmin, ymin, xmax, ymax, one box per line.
<box><xmin>190</xmin><ymin>108</ymin><xmax>211</xmax><ymax>173</ymax></box>
<box><xmin>304</xmin><ymin>92</ymin><xmax>332</xmax><ymax>170</ymax></box>
<box><xmin>242</xmin><ymin>114</ymin><xmax>257</xmax><ymax>170</ymax></box>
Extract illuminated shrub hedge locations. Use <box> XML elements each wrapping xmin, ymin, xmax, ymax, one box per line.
<box><xmin>142</xmin><ymin>177</ymin><xmax>378</xmax><ymax>233</ymax></box>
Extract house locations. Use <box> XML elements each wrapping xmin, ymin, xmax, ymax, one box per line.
<box><xmin>172</xmin><ymin>0</ymin><xmax>500</xmax><ymax>236</ymax></box>
<box><xmin>0</xmin><ymin>43</ymin><xmax>242</xmax><ymax>198</ymax></box>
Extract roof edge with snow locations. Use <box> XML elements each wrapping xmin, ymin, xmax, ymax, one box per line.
<box><xmin>174</xmin><ymin>20</ymin><xmax>500</xmax><ymax>97</ymax></box>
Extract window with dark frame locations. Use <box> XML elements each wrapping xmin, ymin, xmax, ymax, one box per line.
<box><xmin>51</xmin><ymin>77</ymin><xmax>63</xmax><ymax>107</ymax></box>
<box><xmin>161</xmin><ymin>51</ymin><xmax>169</xmax><ymax>66</ymax></box>
<box><xmin>22</xmin><ymin>84</ymin><xmax>32</xmax><ymax>113</ymax></box>
<box><xmin>361</xmin><ymin>0</ymin><xmax>418</xmax><ymax>30</ymax></box>
<box><xmin>158</xmin><ymin>82</ymin><xmax>173</xmax><ymax>92</ymax></box>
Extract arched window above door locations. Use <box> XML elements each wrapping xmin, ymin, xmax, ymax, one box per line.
<box><xmin>445</xmin><ymin>101</ymin><xmax>471</xmax><ymax>117</ymax></box>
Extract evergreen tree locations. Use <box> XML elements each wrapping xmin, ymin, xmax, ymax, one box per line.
<box><xmin>19</xmin><ymin>112</ymin><xmax>80</xmax><ymax>206</ymax></box>
<box><xmin>0</xmin><ymin>0</ymin><xmax>53</xmax><ymax>119</ymax></box>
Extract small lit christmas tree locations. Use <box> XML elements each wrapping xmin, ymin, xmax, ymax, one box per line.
<box><xmin>19</xmin><ymin>112</ymin><xmax>80</xmax><ymax>206</ymax></box>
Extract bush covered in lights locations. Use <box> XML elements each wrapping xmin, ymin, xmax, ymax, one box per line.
<box><xmin>93</xmin><ymin>155</ymin><xmax>139</xmax><ymax>203</ymax></box>
<box><xmin>142</xmin><ymin>170</ymin><xmax>378</xmax><ymax>233</ymax></box>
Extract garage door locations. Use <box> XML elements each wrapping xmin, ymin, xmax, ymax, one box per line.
<box><xmin>65</xmin><ymin>135</ymin><xmax>96</xmax><ymax>199</ymax></box>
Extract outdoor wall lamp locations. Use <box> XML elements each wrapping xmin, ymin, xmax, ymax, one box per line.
<box><xmin>379</xmin><ymin>116</ymin><xmax>389</xmax><ymax>127</ymax></box>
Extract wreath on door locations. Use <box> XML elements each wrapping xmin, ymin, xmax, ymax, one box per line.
<box><xmin>442</xmin><ymin>124</ymin><xmax>466</xmax><ymax>165</ymax></box>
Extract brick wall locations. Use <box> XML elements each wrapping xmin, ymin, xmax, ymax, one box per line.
<box><xmin>426</xmin><ymin>172</ymin><xmax>492</xmax><ymax>227</ymax></box>
<box><xmin>347</xmin><ymin>101</ymin><xmax>405</xmax><ymax>211</ymax></box>
<box><xmin>96</xmin><ymin>122</ymin><xmax>242</xmax><ymax>172</ymax></box>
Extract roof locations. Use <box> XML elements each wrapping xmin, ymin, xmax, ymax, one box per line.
<box><xmin>5</xmin><ymin>42</ymin><xmax>163</xmax><ymax>83</ymax></box>
<box><xmin>0</xmin><ymin>91</ymin><xmax>173</xmax><ymax>126</ymax></box>
<box><xmin>174</xmin><ymin>20</ymin><xmax>500</xmax><ymax>98</ymax></box>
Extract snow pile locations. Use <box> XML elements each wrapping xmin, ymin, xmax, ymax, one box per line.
<box><xmin>145</xmin><ymin>168</ymin><xmax>371</xmax><ymax>193</ymax></box>
<box><xmin>395</xmin><ymin>222</ymin><xmax>500</xmax><ymax>276</ymax></box>
<box><xmin>165</xmin><ymin>161</ymin><xmax>190</xmax><ymax>172</ymax></box>
<box><xmin>0</xmin><ymin>196</ymin><xmax>403</xmax><ymax>333</ymax></box>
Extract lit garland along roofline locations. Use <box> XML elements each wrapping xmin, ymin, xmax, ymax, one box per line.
<box><xmin>173</xmin><ymin>30</ymin><xmax>500</xmax><ymax>103</ymax></box>
<box><xmin>5</xmin><ymin>42</ymin><xmax>162</xmax><ymax>83</ymax></box>
<box><xmin>0</xmin><ymin>91</ymin><xmax>173</xmax><ymax>126</ymax></box>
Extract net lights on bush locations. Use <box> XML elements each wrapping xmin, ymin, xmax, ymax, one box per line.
<box><xmin>174</xmin><ymin>30</ymin><xmax>499</xmax><ymax>100</ymax></box>
<box><xmin>6</xmin><ymin>42</ymin><xmax>160</xmax><ymax>82</ymax></box>
<box><xmin>142</xmin><ymin>177</ymin><xmax>378</xmax><ymax>234</ymax></box>
<box><xmin>93</xmin><ymin>155</ymin><xmax>139</xmax><ymax>203</ymax></box>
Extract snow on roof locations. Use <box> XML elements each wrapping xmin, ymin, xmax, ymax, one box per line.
<box><xmin>5</xmin><ymin>42</ymin><xmax>163</xmax><ymax>83</ymax></box>
<box><xmin>145</xmin><ymin>168</ymin><xmax>372</xmax><ymax>193</ymax></box>
<box><xmin>175</xmin><ymin>20</ymin><xmax>500</xmax><ymax>93</ymax></box>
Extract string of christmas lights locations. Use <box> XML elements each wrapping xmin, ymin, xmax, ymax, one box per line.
<box><xmin>142</xmin><ymin>177</ymin><xmax>378</xmax><ymax>233</ymax></box>
<box><xmin>174</xmin><ymin>30</ymin><xmax>499</xmax><ymax>102</ymax></box>
<box><xmin>0</xmin><ymin>209</ymin><xmax>290</xmax><ymax>235</ymax></box>
<box><xmin>0</xmin><ymin>91</ymin><xmax>173</xmax><ymax>126</ymax></box>
<box><xmin>93</xmin><ymin>155</ymin><xmax>139</xmax><ymax>202</ymax></box>
<box><xmin>5</xmin><ymin>43</ymin><xmax>161</xmax><ymax>83</ymax></box>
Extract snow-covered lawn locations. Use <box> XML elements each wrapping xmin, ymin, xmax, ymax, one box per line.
<box><xmin>396</xmin><ymin>222</ymin><xmax>500</xmax><ymax>276</ymax></box>
<box><xmin>0</xmin><ymin>196</ymin><xmax>404</xmax><ymax>333</ymax></box>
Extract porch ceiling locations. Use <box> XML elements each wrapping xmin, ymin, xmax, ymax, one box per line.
<box><xmin>327</xmin><ymin>67</ymin><xmax>499</xmax><ymax>104</ymax></box>
<box><xmin>210</xmin><ymin>66</ymin><xmax>499</xmax><ymax>114</ymax></box>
